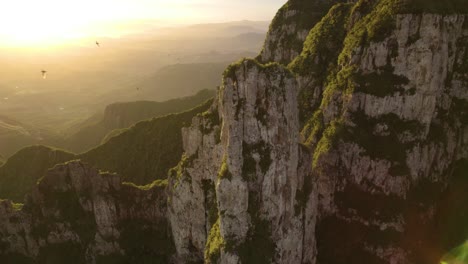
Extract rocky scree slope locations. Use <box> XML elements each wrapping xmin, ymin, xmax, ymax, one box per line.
<box><xmin>1</xmin><ymin>0</ymin><xmax>468</xmax><ymax>263</ymax></box>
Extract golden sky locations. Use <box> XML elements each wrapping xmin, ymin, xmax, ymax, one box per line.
<box><xmin>0</xmin><ymin>0</ymin><xmax>284</xmax><ymax>47</ymax></box>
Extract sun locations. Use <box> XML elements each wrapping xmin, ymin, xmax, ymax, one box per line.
<box><xmin>1</xmin><ymin>1</ymin><xmax>82</xmax><ymax>46</ymax></box>
<box><xmin>0</xmin><ymin>16</ymin><xmax>82</xmax><ymax>46</ymax></box>
<box><xmin>0</xmin><ymin>0</ymin><xmax>138</xmax><ymax>47</ymax></box>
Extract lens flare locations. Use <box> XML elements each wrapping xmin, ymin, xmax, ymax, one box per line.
<box><xmin>441</xmin><ymin>241</ymin><xmax>468</xmax><ymax>264</ymax></box>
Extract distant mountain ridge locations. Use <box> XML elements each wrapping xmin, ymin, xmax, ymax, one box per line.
<box><xmin>139</xmin><ymin>20</ymin><xmax>270</xmax><ymax>40</ymax></box>
<box><xmin>0</xmin><ymin>61</ymin><xmax>222</xmax><ymax>157</ymax></box>
<box><xmin>102</xmin><ymin>62</ymin><xmax>229</xmax><ymax>104</ymax></box>
<box><xmin>0</xmin><ymin>21</ymin><xmax>266</xmax><ymax>136</ymax></box>
<box><xmin>66</xmin><ymin>89</ymin><xmax>215</xmax><ymax>153</ymax></box>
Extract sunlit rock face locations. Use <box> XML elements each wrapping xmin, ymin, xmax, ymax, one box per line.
<box><xmin>167</xmin><ymin>60</ymin><xmax>317</xmax><ymax>264</ymax></box>
<box><xmin>216</xmin><ymin>60</ymin><xmax>316</xmax><ymax>264</ymax></box>
<box><xmin>167</xmin><ymin>102</ymin><xmax>224</xmax><ymax>263</ymax></box>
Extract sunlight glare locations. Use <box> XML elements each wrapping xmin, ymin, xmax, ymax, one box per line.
<box><xmin>0</xmin><ymin>0</ymin><xmax>146</xmax><ymax>47</ymax></box>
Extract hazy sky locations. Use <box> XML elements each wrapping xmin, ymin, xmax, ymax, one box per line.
<box><xmin>0</xmin><ymin>0</ymin><xmax>286</xmax><ymax>46</ymax></box>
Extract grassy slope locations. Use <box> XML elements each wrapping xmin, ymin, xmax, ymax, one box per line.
<box><xmin>80</xmin><ymin>99</ymin><xmax>213</xmax><ymax>185</ymax></box>
<box><xmin>0</xmin><ymin>146</ymin><xmax>75</xmax><ymax>202</ymax></box>
<box><xmin>66</xmin><ymin>89</ymin><xmax>215</xmax><ymax>153</ymax></box>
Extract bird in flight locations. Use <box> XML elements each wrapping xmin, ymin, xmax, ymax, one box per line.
<box><xmin>41</xmin><ymin>70</ymin><xmax>47</xmax><ymax>79</ymax></box>
<box><xmin>96</xmin><ymin>41</ymin><xmax>100</xmax><ymax>47</ymax></box>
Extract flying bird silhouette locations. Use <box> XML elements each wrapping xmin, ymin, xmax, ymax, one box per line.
<box><xmin>41</xmin><ymin>70</ymin><xmax>47</xmax><ymax>79</ymax></box>
<box><xmin>96</xmin><ymin>41</ymin><xmax>100</xmax><ymax>47</ymax></box>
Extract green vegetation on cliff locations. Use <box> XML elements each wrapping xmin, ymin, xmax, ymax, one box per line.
<box><xmin>223</xmin><ymin>58</ymin><xmax>290</xmax><ymax>82</ymax></box>
<box><xmin>218</xmin><ymin>157</ymin><xmax>233</xmax><ymax>181</ymax></box>
<box><xmin>269</xmin><ymin>0</ymin><xmax>344</xmax><ymax>35</ymax></box>
<box><xmin>293</xmin><ymin>0</ymin><xmax>403</xmax><ymax>158</ymax></box>
<box><xmin>339</xmin><ymin>0</ymin><xmax>468</xmax><ymax>65</ymax></box>
<box><xmin>297</xmin><ymin>0</ymin><xmax>468</xmax><ymax>165</ymax></box>
<box><xmin>291</xmin><ymin>2</ymin><xmax>468</xmax><ymax>262</ymax></box>
<box><xmin>259</xmin><ymin>0</ymin><xmax>348</xmax><ymax>64</ymax></box>
<box><xmin>289</xmin><ymin>3</ymin><xmax>353</xmax><ymax>125</ymax></box>
<box><xmin>339</xmin><ymin>0</ymin><xmax>397</xmax><ymax>65</ymax></box>
<box><xmin>289</xmin><ymin>3</ymin><xmax>353</xmax><ymax>77</ymax></box>
<box><xmin>204</xmin><ymin>219</ymin><xmax>225</xmax><ymax>264</ymax></box>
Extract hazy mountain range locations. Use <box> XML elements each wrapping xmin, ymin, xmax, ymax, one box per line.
<box><xmin>0</xmin><ymin>20</ymin><xmax>267</xmax><ymax>157</ymax></box>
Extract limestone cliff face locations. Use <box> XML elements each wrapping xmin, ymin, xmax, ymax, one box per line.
<box><xmin>1</xmin><ymin>1</ymin><xmax>467</xmax><ymax>264</ymax></box>
<box><xmin>292</xmin><ymin>2</ymin><xmax>468</xmax><ymax>263</ymax></box>
<box><xmin>216</xmin><ymin>60</ymin><xmax>315</xmax><ymax>263</ymax></box>
<box><xmin>167</xmin><ymin>60</ymin><xmax>317</xmax><ymax>263</ymax></box>
<box><xmin>167</xmin><ymin>102</ymin><xmax>224</xmax><ymax>263</ymax></box>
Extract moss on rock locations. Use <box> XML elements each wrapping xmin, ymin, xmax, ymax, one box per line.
<box><xmin>204</xmin><ymin>219</ymin><xmax>225</xmax><ymax>264</ymax></box>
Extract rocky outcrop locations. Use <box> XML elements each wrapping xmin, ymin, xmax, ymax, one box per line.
<box><xmin>0</xmin><ymin>161</ymin><xmax>173</xmax><ymax>264</ymax></box>
<box><xmin>0</xmin><ymin>146</ymin><xmax>75</xmax><ymax>203</ymax></box>
<box><xmin>258</xmin><ymin>0</ymin><xmax>350</xmax><ymax>65</ymax></box>
<box><xmin>216</xmin><ymin>60</ymin><xmax>315</xmax><ymax>264</ymax></box>
<box><xmin>167</xmin><ymin>59</ymin><xmax>318</xmax><ymax>264</ymax></box>
<box><xmin>167</xmin><ymin>102</ymin><xmax>224</xmax><ymax>263</ymax></box>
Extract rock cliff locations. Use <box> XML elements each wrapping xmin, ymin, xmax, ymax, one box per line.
<box><xmin>0</xmin><ymin>161</ymin><xmax>173</xmax><ymax>264</ymax></box>
<box><xmin>1</xmin><ymin>0</ymin><xmax>467</xmax><ymax>263</ymax></box>
<box><xmin>258</xmin><ymin>0</ymin><xmax>350</xmax><ymax>65</ymax></box>
<box><xmin>291</xmin><ymin>1</ymin><xmax>468</xmax><ymax>262</ymax></box>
